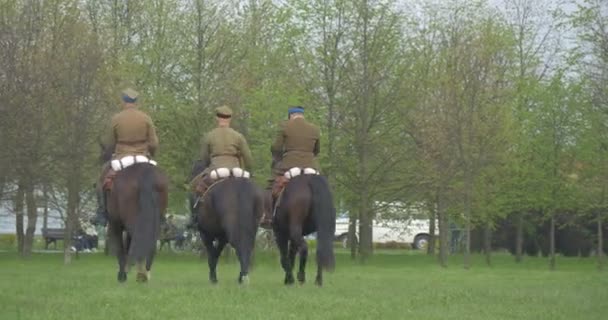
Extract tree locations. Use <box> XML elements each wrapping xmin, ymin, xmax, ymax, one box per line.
<box><xmin>571</xmin><ymin>0</ymin><xmax>608</xmax><ymax>270</ymax></box>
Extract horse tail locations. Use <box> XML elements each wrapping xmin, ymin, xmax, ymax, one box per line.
<box><xmin>309</xmin><ymin>175</ymin><xmax>336</xmax><ymax>271</ymax></box>
<box><xmin>234</xmin><ymin>179</ymin><xmax>257</xmax><ymax>272</ymax></box>
<box><xmin>129</xmin><ymin>164</ymin><xmax>160</xmax><ymax>264</ymax></box>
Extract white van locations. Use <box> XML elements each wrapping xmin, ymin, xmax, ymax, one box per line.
<box><xmin>334</xmin><ymin>217</ymin><xmax>434</xmax><ymax>250</ymax></box>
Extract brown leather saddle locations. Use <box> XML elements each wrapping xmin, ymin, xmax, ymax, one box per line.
<box><xmin>103</xmin><ymin>169</ymin><xmax>117</xmax><ymax>191</ymax></box>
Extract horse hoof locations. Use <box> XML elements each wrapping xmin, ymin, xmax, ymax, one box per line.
<box><xmin>284</xmin><ymin>275</ymin><xmax>295</xmax><ymax>285</ymax></box>
<box><xmin>117</xmin><ymin>271</ymin><xmax>127</xmax><ymax>283</ymax></box>
<box><xmin>209</xmin><ymin>278</ymin><xmax>218</xmax><ymax>285</ymax></box>
<box><xmin>239</xmin><ymin>275</ymin><xmax>250</xmax><ymax>286</ymax></box>
<box><xmin>297</xmin><ymin>272</ymin><xmax>305</xmax><ymax>284</ymax></box>
<box><xmin>315</xmin><ymin>277</ymin><xmax>323</xmax><ymax>287</ymax></box>
<box><xmin>136</xmin><ymin>272</ymin><xmax>148</xmax><ymax>283</ymax></box>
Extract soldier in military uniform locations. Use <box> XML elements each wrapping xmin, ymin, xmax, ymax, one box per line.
<box><xmin>92</xmin><ymin>88</ymin><xmax>159</xmax><ymax>226</ymax></box>
<box><xmin>188</xmin><ymin>105</ymin><xmax>253</xmax><ymax>226</ymax></box>
<box><xmin>261</xmin><ymin>106</ymin><xmax>320</xmax><ymax>228</ymax></box>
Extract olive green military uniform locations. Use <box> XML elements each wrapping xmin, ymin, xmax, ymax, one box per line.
<box><xmin>188</xmin><ymin>106</ymin><xmax>254</xmax><ymax>229</ymax></box>
<box><xmin>104</xmin><ymin>99</ymin><xmax>159</xmax><ymax>159</ymax></box>
<box><xmin>270</xmin><ymin>117</ymin><xmax>320</xmax><ymax>177</ymax></box>
<box><xmin>94</xmin><ymin>88</ymin><xmax>158</xmax><ymax>226</ymax></box>
<box><xmin>200</xmin><ymin>106</ymin><xmax>253</xmax><ymax>174</ymax></box>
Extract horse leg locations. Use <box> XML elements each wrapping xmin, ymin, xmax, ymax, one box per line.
<box><xmin>111</xmin><ymin>226</ymin><xmax>127</xmax><ymax>283</ymax></box>
<box><xmin>288</xmin><ymin>241</ymin><xmax>298</xmax><ymax>281</ymax></box>
<box><xmin>297</xmin><ymin>240</ymin><xmax>308</xmax><ymax>284</ymax></box>
<box><xmin>287</xmin><ymin>224</ymin><xmax>308</xmax><ymax>284</ymax></box>
<box><xmin>202</xmin><ymin>234</ymin><xmax>225</xmax><ymax>284</ymax></box>
<box><xmin>125</xmin><ymin>233</ymin><xmax>133</xmax><ymax>273</ymax></box>
<box><xmin>236</xmin><ymin>239</ymin><xmax>255</xmax><ymax>285</ymax></box>
<box><xmin>136</xmin><ymin>259</ymin><xmax>148</xmax><ymax>283</ymax></box>
<box><xmin>315</xmin><ymin>264</ymin><xmax>323</xmax><ymax>286</ymax></box>
<box><xmin>275</xmin><ymin>231</ymin><xmax>294</xmax><ymax>285</ymax></box>
<box><xmin>145</xmin><ymin>248</ymin><xmax>156</xmax><ymax>281</ymax></box>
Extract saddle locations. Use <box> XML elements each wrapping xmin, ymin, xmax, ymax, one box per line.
<box><xmin>272</xmin><ymin>167</ymin><xmax>320</xmax><ymax>203</ymax></box>
<box><xmin>193</xmin><ymin>167</ymin><xmax>251</xmax><ymax>198</ymax></box>
<box><xmin>103</xmin><ymin>155</ymin><xmax>158</xmax><ymax>192</ymax></box>
<box><xmin>103</xmin><ymin>169</ymin><xmax>117</xmax><ymax>191</ymax></box>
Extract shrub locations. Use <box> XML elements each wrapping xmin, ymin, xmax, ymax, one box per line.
<box><xmin>0</xmin><ymin>234</ymin><xmax>17</xmax><ymax>249</ymax></box>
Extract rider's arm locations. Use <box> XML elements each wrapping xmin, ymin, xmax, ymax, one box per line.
<box><xmin>239</xmin><ymin>135</ymin><xmax>254</xmax><ymax>171</ymax></box>
<box><xmin>199</xmin><ymin>134</ymin><xmax>211</xmax><ymax>168</ymax></box>
<box><xmin>147</xmin><ymin>116</ymin><xmax>159</xmax><ymax>157</ymax></box>
<box><xmin>270</xmin><ymin>121</ymin><xmax>286</xmax><ymax>158</ymax></box>
<box><xmin>313</xmin><ymin>126</ymin><xmax>321</xmax><ymax>156</ymax></box>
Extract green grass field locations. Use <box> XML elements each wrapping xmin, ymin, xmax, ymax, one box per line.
<box><xmin>0</xmin><ymin>250</ymin><xmax>606</xmax><ymax>320</ymax></box>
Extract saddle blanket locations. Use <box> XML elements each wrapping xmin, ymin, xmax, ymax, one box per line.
<box><xmin>111</xmin><ymin>155</ymin><xmax>157</xmax><ymax>171</ymax></box>
<box><xmin>209</xmin><ymin>167</ymin><xmax>251</xmax><ymax>180</ymax></box>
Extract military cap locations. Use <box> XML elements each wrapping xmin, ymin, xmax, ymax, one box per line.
<box><xmin>122</xmin><ymin>88</ymin><xmax>139</xmax><ymax>103</ymax></box>
<box><xmin>216</xmin><ymin>105</ymin><xmax>233</xmax><ymax>118</ymax></box>
<box><xmin>288</xmin><ymin>106</ymin><xmax>304</xmax><ymax>116</ymax></box>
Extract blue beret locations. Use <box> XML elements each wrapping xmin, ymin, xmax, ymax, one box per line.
<box><xmin>288</xmin><ymin>106</ymin><xmax>304</xmax><ymax>115</ymax></box>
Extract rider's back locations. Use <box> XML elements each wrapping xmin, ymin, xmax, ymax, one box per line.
<box><xmin>111</xmin><ymin>108</ymin><xmax>158</xmax><ymax>159</ymax></box>
<box><xmin>275</xmin><ymin>118</ymin><xmax>320</xmax><ymax>170</ymax></box>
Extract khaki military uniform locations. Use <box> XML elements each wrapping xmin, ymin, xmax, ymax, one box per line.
<box><xmin>190</xmin><ymin>105</ymin><xmax>253</xmax><ymax>199</ymax></box>
<box><xmin>270</xmin><ymin>117</ymin><xmax>320</xmax><ymax>177</ymax></box>
<box><xmin>105</xmin><ymin>107</ymin><xmax>159</xmax><ymax>159</ymax></box>
<box><xmin>200</xmin><ymin>127</ymin><xmax>253</xmax><ymax>173</ymax></box>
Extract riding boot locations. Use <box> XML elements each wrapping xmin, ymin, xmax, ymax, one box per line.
<box><xmin>188</xmin><ymin>175</ymin><xmax>211</xmax><ymax>229</ymax></box>
<box><xmin>92</xmin><ymin>187</ymin><xmax>108</xmax><ymax>227</ymax></box>
<box><xmin>260</xmin><ymin>184</ymin><xmax>275</xmax><ymax>229</ymax></box>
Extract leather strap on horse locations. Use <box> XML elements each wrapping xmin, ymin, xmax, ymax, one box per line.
<box><xmin>272</xmin><ymin>176</ymin><xmax>288</xmax><ymax>198</ymax></box>
<box><xmin>117</xmin><ymin>139</ymin><xmax>147</xmax><ymax>145</ymax></box>
<box><xmin>196</xmin><ymin>178</ymin><xmax>224</xmax><ymax>199</ymax></box>
<box><xmin>103</xmin><ymin>169</ymin><xmax>117</xmax><ymax>191</ymax></box>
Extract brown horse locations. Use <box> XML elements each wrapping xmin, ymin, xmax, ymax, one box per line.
<box><xmin>196</xmin><ymin>176</ymin><xmax>263</xmax><ymax>284</ymax></box>
<box><xmin>272</xmin><ymin>174</ymin><xmax>336</xmax><ymax>286</ymax></box>
<box><xmin>106</xmin><ymin>163</ymin><xmax>168</xmax><ymax>283</ymax></box>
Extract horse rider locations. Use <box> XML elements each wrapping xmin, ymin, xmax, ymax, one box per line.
<box><xmin>261</xmin><ymin>106</ymin><xmax>320</xmax><ymax>228</ymax></box>
<box><xmin>92</xmin><ymin>88</ymin><xmax>159</xmax><ymax>226</ymax></box>
<box><xmin>188</xmin><ymin>105</ymin><xmax>253</xmax><ymax>227</ymax></box>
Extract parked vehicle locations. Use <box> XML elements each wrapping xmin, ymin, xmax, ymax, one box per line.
<box><xmin>334</xmin><ymin>215</ymin><xmax>435</xmax><ymax>250</ymax></box>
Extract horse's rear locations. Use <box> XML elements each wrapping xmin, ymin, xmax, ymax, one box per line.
<box><xmin>274</xmin><ymin>174</ymin><xmax>336</xmax><ymax>286</ymax></box>
<box><xmin>197</xmin><ymin>177</ymin><xmax>262</xmax><ymax>284</ymax></box>
<box><xmin>107</xmin><ymin>163</ymin><xmax>168</xmax><ymax>283</ymax></box>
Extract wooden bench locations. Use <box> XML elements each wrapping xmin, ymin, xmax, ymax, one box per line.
<box><xmin>41</xmin><ymin>228</ymin><xmax>68</xmax><ymax>250</ymax></box>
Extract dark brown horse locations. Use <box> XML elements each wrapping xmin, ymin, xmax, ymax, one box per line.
<box><xmin>196</xmin><ymin>177</ymin><xmax>263</xmax><ymax>284</ymax></box>
<box><xmin>101</xmin><ymin>144</ymin><xmax>169</xmax><ymax>282</ymax></box>
<box><xmin>272</xmin><ymin>174</ymin><xmax>335</xmax><ymax>286</ymax></box>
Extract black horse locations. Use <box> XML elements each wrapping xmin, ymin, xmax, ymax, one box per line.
<box><xmin>101</xmin><ymin>145</ymin><xmax>169</xmax><ymax>282</ymax></box>
<box><xmin>196</xmin><ymin>176</ymin><xmax>263</xmax><ymax>284</ymax></box>
<box><xmin>272</xmin><ymin>174</ymin><xmax>336</xmax><ymax>286</ymax></box>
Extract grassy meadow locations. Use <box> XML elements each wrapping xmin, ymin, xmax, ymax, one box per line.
<box><xmin>0</xmin><ymin>249</ymin><xmax>606</xmax><ymax>320</ymax></box>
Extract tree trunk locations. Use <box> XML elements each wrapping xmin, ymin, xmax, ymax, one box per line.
<box><xmin>23</xmin><ymin>182</ymin><xmax>38</xmax><ymax>257</ymax></box>
<box><xmin>515</xmin><ymin>212</ymin><xmax>523</xmax><ymax>263</ymax></box>
<box><xmin>549</xmin><ymin>214</ymin><xmax>556</xmax><ymax>271</ymax></box>
<box><xmin>358</xmin><ymin>201</ymin><xmax>373</xmax><ymax>260</ymax></box>
<box><xmin>437</xmin><ymin>188</ymin><xmax>449</xmax><ymax>268</ymax></box>
<box><xmin>463</xmin><ymin>157</ymin><xmax>473</xmax><ymax>269</ymax></box>
<box><xmin>14</xmin><ymin>183</ymin><xmax>25</xmax><ymax>254</ymax></box>
<box><xmin>427</xmin><ymin>202</ymin><xmax>437</xmax><ymax>255</ymax></box>
<box><xmin>43</xmin><ymin>186</ymin><xmax>48</xmax><ymax>230</ymax></box>
<box><xmin>357</xmin><ymin>0</ymin><xmax>373</xmax><ymax>261</ymax></box>
<box><xmin>64</xmin><ymin>174</ymin><xmax>81</xmax><ymax>265</ymax></box>
<box><xmin>598</xmin><ymin>211</ymin><xmax>604</xmax><ymax>271</ymax></box>
<box><xmin>484</xmin><ymin>222</ymin><xmax>492</xmax><ymax>266</ymax></box>
<box><xmin>348</xmin><ymin>214</ymin><xmax>358</xmax><ymax>260</ymax></box>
